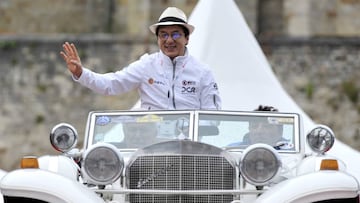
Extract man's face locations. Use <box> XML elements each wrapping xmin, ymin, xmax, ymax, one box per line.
<box><xmin>157</xmin><ymin>25</ymin><xmax>189</xmax><ymax>60</ymax></box>
<box><xmin>248</xmin><ymin>122</ymin><xmax>283</xmax><ymax>146</ymax></box>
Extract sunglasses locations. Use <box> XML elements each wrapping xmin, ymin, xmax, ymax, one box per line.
<box><xmin>158</xmin><ymin>32</ymin><xmax>183</xmax><ymax>40</ymax></box>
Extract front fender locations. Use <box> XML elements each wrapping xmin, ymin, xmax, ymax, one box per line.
<box><xmin>0</xmin><ymin>169</ymin><xmax>104</xmax><ymax>203</ymax></box>
<box><xmin>38</xmin><ymin>155</ymin><xmax>79</xmax><ymax>180</ymax></box>
<box><xmin>255</xmin><ymin>171</ymin><xmax>360</xmax><ymax>203</ymax></box>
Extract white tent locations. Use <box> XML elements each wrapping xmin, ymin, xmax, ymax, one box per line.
<box><xmin>187</xmin><ymin>0</ymin><xmax>360</xmax><ymax>181</ymax></box>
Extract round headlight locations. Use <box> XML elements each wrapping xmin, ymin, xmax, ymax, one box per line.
<box><xmin>50</xmin><ymin>123</ymin><xmax>78</xmax><ymax>153</ymax></box>
<box><xmin>307</xmin><ymin>125</ymin><xmax>335</xmax><ymax>154</ymax></box>
<box><xmin>240</xmin><ymin>144</ymin><xmax>281</xmax><ymax>186</ymax></box>
<box><xmin>82</xmin><ymin>143</ymin><xmax>124</xmax><ymax>185</ymax></box>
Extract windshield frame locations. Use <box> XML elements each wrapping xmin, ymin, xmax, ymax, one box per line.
<box><xmin>195</xmin><ymin>110</ymin><xmax>301</xmax><ymax>153</ymax></box>
<box><xmin>84</xmin><ymin>110</ymin><xmax>195</xmax><ymax>151</ymax></box>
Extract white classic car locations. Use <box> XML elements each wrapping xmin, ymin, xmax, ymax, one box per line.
<box><xmin>0</xmin><ymin>110</ymin><xmax>359</xmax><ymax>203</ymax></box>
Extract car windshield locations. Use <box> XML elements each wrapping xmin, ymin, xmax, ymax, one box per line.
<box><xmin>196</xmin><ymin>111</ymin><xmax>300</xmax><ymax>152</ymax></box>
<box><xmin>85</xmin><ymin>110</ymin><xmax>300</xmax><ymax>153</ymax></box>
<box><xmin>86</xmin><ymin>111</ymin><xmax>194</xmax><ymax>149</ymax></box>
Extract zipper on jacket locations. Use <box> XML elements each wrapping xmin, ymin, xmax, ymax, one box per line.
<box><xmin>171</xmin><ymin>61</ymin><xmax>176</xmax><ymax>109</ymax></box>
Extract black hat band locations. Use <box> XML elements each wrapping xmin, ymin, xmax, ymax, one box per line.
<box><xmin>159</xmin><ymin>17</ymin><xmax>186</xmax><ymax>24</ymax></box>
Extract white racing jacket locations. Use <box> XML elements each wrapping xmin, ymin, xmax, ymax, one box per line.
<box><xmin>76</xmin><ymin>50</ymin><xmax>221</xmax><ymax>110</ymax></box>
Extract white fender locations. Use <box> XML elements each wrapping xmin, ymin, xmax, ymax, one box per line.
<box><xmin>255</xmin><ymin>171</ymin><xmax>359</xmax><ymax>203</ymax></box>
<box><xmin>38</xmin><ymin>155</ymin><xmax>79</xmax><ymax>180</ymax></box>
<box><xmin>296</xmin><ymin>155</ymin><xmax>346</xmax><ymax>176</ymax></box>
<box><xmin>0</xmin><ymin>169</ymin><xmax>7</xmax><ymax>179</ymax></box>
<box><xmin>0</xmin><ymin>169</ymin><xmax>104</xmax><ymax>203</ymax></box>
<box><xmin>0</xmin><ymin>169</ymin><xmax>6</xmax><ymax>203</ymax></box>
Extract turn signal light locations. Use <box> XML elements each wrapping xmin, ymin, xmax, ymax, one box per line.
<box><xmin>20</xmin><ymin>156</ymin><xmax>39</xmax><ymax>169</ymax></box>
<box><xmin>320</xmin><ymin>159</ymin><xmax>338</xmax><ymax>170</ymax></box>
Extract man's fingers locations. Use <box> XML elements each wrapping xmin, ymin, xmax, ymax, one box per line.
<box><xmin>60</xmin><ymin>51</ymin><xmax>73</xmax><ymax>63</ymax></box>
<box><xmin>70</xmin><ymin>43</ymin><xmax>76</xmax><ymax>54</ymax></box>
<box><xmin>61</xmin><ymin>42</ymin><xmax>81</xmax><ymax>61</ymax></box>
<box><xmin>59</xmin><ymin>51</ymin><xmax>67</xmax><ymax>61</ymax></box>
<box><xmin>62</xmin><ymin>42</ymin><xmax>70</xmax><ymax>53</ymax></box>
<box><xmin>62</xmin><ymin>42</ymin><xmax>80</xmax><ymax>62</ymax></box>
<box><xmin>62</xmin><ymin>42</ymin><xmax>75</xmax><ymax>56</ymax></box>
<box><xmin>71</xmin><ymin>43</ymin><xmax>80</xmax><ymax>60</ymax></box>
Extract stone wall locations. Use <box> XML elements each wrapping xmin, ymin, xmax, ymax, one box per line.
<box><xmin>262</xmin><ymin>37</ymin><xmax>360</xmax><ymax>149</ymax></box>
<box><xmin>0</xmin><ymin>0</ymin><xmax>194</xmax><ymax>35</ymax></box>
<box><xmin>2</xmin><ymin>0</ymin><xmax>360</xmax><ymax>37</ymax></box>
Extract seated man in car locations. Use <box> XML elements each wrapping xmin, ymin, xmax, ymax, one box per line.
<box><xmin>227</xmin><ymin>105</ymin><xmax>289</xmax><ymax>148</ymax></box>
<box><xmin>122</xmin><ymin>119</ymin><xmax>159</xmax><ymax>148</ymax></box>
<box><xmin>242</xmin><ymin>121</ymin><xmax>285</xmax><ymax>146</ymax></box>
<box><xmin>227</xmin><ymin>119</ymin><xmax>285</xmax><ymax>147</ymax></box>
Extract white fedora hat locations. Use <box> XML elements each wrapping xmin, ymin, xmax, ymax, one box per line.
<box><xmin>149</xmin><ymin>7</ymin><xmax>195</xmax><ymax>35</ymax></box>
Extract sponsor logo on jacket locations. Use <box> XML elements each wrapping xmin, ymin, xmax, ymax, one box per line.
<box><xmin>148</xmin><ymin>78</ymin><xmax>166</xmax><ymax>86</ymax></box>
<box><xmin>182</xmin><ymin>80</ymin><xmax>196</xmax><ymax>94</ymax></box>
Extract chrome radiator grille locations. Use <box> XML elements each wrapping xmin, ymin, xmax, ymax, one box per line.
<box><xmin>128</xmin><ymin>155</ymin><xmax>235</xmax><ymax>203</ymax></box>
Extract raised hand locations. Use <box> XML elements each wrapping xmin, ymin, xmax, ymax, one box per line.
<box><xmin>60</xmin><ymin>42</ymin><xmax>83</xmax><ymax>78</ymax></box>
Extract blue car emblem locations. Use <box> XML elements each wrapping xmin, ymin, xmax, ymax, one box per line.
<box><xmin>96</xmin><ymin>116</ymin><xmax>111</xmax><ymax>126</ymax></box>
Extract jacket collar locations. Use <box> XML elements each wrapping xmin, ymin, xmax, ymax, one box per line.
<box><xmin>159</xmin><ymin>48</ymin><xmax>188</xmax><ymax>67</ymax></box>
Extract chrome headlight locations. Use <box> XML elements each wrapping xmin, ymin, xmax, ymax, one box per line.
<box><xmin>307</xmin><ymin>125</ymin><xmax>335</xmax><ymax>154</ymax></box>
<box><xmin>50</xmin><ymin>123</ymin><xmax>78</xmax><ymax>153</ymax></box>
<box><xmin>240</xmin><ymin>144</ymin><xmax>281</xmax><ymax>186</ymax></box>
<box><xmin>82</xmin><ymin>143</ymin><xmax>124</xmax><ymax>185</ymax></box>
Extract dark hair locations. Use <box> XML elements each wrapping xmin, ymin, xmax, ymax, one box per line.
<box><xmin>156</xmin><ymin>25</ymin><xmax>189</xmax><ymax>37</ymax></box>
<box><xmin>254</xmin><ymin>105</ymin><xmax>278</xmax><ymax>112</ymax></box>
